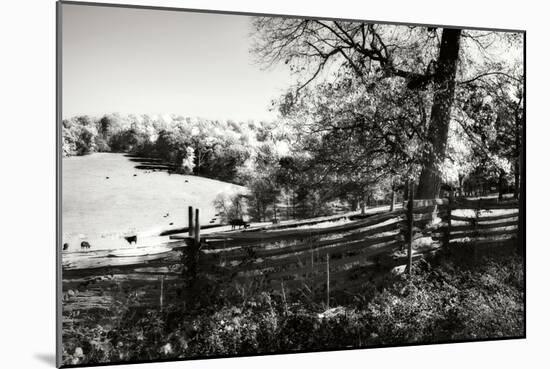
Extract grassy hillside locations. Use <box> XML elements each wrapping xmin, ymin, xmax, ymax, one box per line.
<box><xmin>62</xmin><ymin>153</ymin><xmax>246</xmax><ymax>251</ymax></box>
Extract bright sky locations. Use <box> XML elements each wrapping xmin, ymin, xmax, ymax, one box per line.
<box><xmin>61</xmin><ymin>4</ymin><xmax>293</xmax><ymax>121</ymax></box>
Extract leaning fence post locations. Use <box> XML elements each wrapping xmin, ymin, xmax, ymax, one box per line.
<box><xmin>406</xmin><ymin>183</ymin><xmax>414</xmax><ymax>275</ymax></box>
<box><xmin>188</xmin><ymin>206</ymin><xmax>194</xmax><ymax>237</ymax></box>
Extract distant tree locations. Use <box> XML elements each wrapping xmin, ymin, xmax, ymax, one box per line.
<box><xmin>247</xmin><ymin>177</ymin><xmax>280</xmax><ymax>222</ymax></box>
<box><xmin>206</xmin><ymin>143</ymin><xmax>251</xmax><ymax>183</ymax></box>
<box><xmin>98</xmin><ymin>114</ymin><xmax>114</xmax><ymax>138</ymax></box>
<box><xmin>62</xmin><ymin>119</ymin><xmax>78</xmax><ymax>156</ymax></box>
<box><xmin>213</xmin><ymin>193</ymin><xmax>246</xmax><ymax>223</ymax></box>
<box><xmin>61</xmin><ymin>115</ymin><xmax>100</xmax><ymax>155</ymax></box>
<box><xmin>154</xmin><ymin>129</ymin><xmax>188</xmax><ymax>165</ymax></box>
<box><xmin>109</xmin><ymin>128</ymin><xmax>146</xmax><ymax>153</ymax></box>
<box><xmin>181</xmin><ymin>146</ymin><xmax>196</xmax><ymax>174</ymax></box>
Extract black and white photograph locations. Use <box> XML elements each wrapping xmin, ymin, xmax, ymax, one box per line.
<box><xmin>57</xmin><ymin>1</ymin><xmax>525</xmax><ymax>367</ymax></box>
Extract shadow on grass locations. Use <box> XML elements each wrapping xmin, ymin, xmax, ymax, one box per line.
<box><xmin>123</xmin><ymin>154</ymin><xmax>177</xmax><ymax>173</ymax></box>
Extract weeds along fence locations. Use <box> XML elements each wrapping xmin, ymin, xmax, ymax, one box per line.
<box><xmin>61</xmin><ymin>197</ymin><xmax>520</xmax><ymax>312</ymax></box>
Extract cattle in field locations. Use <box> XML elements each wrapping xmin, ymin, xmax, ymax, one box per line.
<box><xmin>124</xmin><ymin>235</ymin><xmax>137</xmax><ymax>245</ymax></box>
<box><xmin>81</xmin><ymin>241</ymin><xmax>91</xmax><ymax>249</ymax></box>
<box><xmin>63</xmin><ymin>243</ymin><xmax>69</xmax><ymax>251</ymax></box>
<box><xmin>229</xmin><ymin>218</ymin><xmax>250</xmax><ymax>230</ymax></box>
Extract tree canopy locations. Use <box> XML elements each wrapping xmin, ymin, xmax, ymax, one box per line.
<box><xmin>252</xmin><ymin>18</ymin><xmax>523</xmax><ymax>199</ymax></box>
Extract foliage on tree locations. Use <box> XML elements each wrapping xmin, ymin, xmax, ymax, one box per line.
<box><xmin>252</xmin><ymin>18</ymin><xmax>523</xmax><ymax>198</ymax></box>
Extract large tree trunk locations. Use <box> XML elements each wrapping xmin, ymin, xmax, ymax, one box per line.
<box><xmin>416</xmin><ymin>28</ymin><xmax>462</xmax><ymax>199</ymax></box>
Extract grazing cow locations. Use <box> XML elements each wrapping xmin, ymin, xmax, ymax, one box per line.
<box><xmin>81</xmin><ymin>241</ymin><xmax>91</xmax><ymax>249</ymax></box>
<box><xmin>229</xmin><ymin>219</ymin><xmax>250</xmax><ymax>230</ymax></box>
<box><xmin>62</xmin><ymin>243</ymin><xmax>69</xmax><ymax>251</ymax></box>
<box><xmin>124</xmin><ymin>235</ymin><xmax>137</xmax><ymax>245</ymax></box>
<box><xmin>106</xmin><ymin>176</ymin><xmax>109</xmax><ymax>179</ymax></box>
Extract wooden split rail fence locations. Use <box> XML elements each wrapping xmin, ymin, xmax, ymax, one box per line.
<box><xmin>61</xmin><ymin>198</ymin><xmax>520</xmax><ymax>312</ymax></box>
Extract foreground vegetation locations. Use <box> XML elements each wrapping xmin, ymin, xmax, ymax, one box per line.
<box><xmin>62</xmin><ymin>252</ymin><xmax>524</xmax><ymax>366</ymax></box>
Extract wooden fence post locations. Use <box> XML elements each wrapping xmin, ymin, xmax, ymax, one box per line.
<box><xmin>188</xmin><ymin>206</ymin><xmax>194</xmax><ymax>237</ymax></box>
<box><xmin>473</xmin><ymin>200</ymin><xmax>480</xmax><ymax>260</ymax></box>
<box><xmin>406</xmin><ymin>183</ymin><xmax>414</xmax><ymax>275</ymax></box>
<box><xmin>390</xmin><ymin>179</ymin><xmax>396</xmax><ymax>212</ymax></box>
<box><xmin>182</xmin><ymin>208</ymin><xmax>200</xmax><ymax>286</ymax></box>
<box><xmin>445</xmin><ymin>195</ymin><xmax>453</xmax><ymax>248</ymax></box>
<box><xmin>326</xmin><ymin>253</ymin><xmax>330</xmax><ymax>309</ymax></box>
<box><xmin>159</xmin><ymin>275</ymin><xmax>164</xmax><ymax>312</ymax></box>
<box><xmin>194</xmin><ymin>208</ymin><xmax>201</xmax><ymax>247</ymax></box>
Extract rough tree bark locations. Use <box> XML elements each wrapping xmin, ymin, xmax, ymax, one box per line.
<box><xmin>416</xmin><ymin>29</ymin><xmax>462</xmax><ymax>199</ymax></box>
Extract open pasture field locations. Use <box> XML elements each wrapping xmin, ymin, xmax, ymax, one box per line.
<box><xmin>62</xmin><ymin>153</ymin><xmax>245</xmax><ymax>251</ymax></box>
